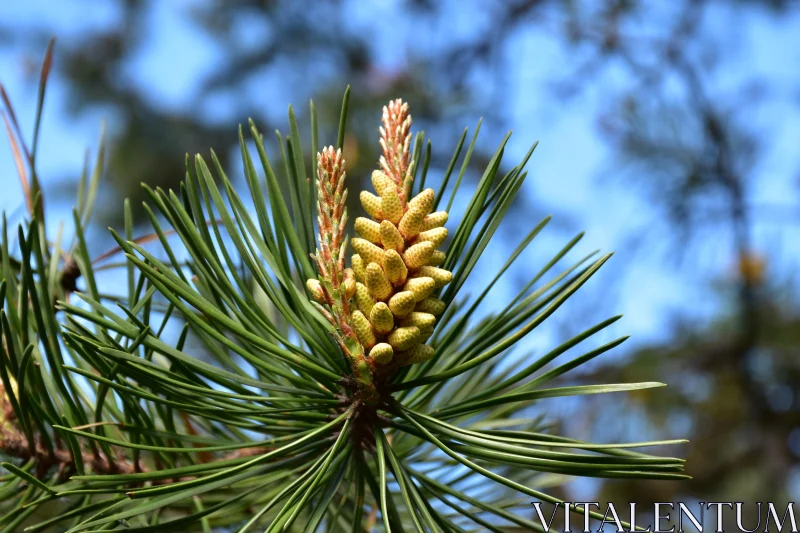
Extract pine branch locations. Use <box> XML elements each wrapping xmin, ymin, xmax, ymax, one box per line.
<box><xmin>0</xmin><ymin>43</ymin><xmax>687</xmax><ymax>531</ymax></box>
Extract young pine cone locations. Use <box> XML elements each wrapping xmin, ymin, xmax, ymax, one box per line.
<box><xmin>349</xmin><ymin>170</ymin><xmax>451</xmax><ymax>367</ymax></box>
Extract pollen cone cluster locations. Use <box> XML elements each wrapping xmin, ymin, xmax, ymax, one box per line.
<box><xmin>305</xmin><ymin>147</ymin><xmax>375</xmax><ymax>399</ymax></box>
<box><xmin>348</xmin><ymin>99</ymin><xmax>452</xmax><ymax>368</ymax></box>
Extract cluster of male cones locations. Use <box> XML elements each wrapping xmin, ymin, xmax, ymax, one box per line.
<box><xmin>306</xmin><ymin>99</ymin><xmax>451</xmax><ymax>373</ymax></box>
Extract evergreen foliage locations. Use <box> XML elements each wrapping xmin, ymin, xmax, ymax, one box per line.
<box><xmin>0</xmin><ymin>47</ymin><xmax>686</xmax><ymax>531</ymax></box>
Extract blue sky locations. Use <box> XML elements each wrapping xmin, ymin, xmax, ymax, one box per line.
<box><xmin>1</xmin><ymin>0</ymin><xmax>799</xmax><ymax>355</ymax></box>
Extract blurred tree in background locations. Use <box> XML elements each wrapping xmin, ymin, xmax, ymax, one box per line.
<box><xmin>552</xmin><ymin>0</ymin><xmax>800</xmax><ymax>521</ymax></box>
<box><xmin>3</xmin><ymin>0</ymin><xmax>546</xmax><ymax>225</ymax></box>
<box><xmin>2</xmin><ymin>0</ymin><xmax>800</xmax><ymax>526</ymax></box>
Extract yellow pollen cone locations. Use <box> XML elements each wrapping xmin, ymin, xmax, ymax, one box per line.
<box><xmin>354</xmin><ymin>282</ymin><xmax>375</xmax><ymax>315</ymax></box>
<box><xmin>380</xmin><ymin>220</ymin><xmax>404</xmax><ymax>252</ymax></box>
<box><xmin>388</xmin><ymin>291</ymin><xmax>416</xmax><ymax>317</ymax></box>
<box><xmin>352</xmin><ymin>254</ymin><xmax>366</xmax><ymax>283</ymax></box>
<box><xmin>305</xmin><ymin>279</ymin><xmax>325</xmax><ymax>303</ymax></box>
<box><xmin>354</xmin><ymin>217</ymin><xmax>381</xmax><ymax>244</ymax></box>
<box><xmin>420</xmin><ymin>211</ymin><xmax>448</xmax><ymax>232</ymax></box>
<box><xmin>415</xmin><ymin>297</ymin><xmax>445</xmax><ymax>316</ymax></box>
<box><xmin>352</xmin><ymin>238</ymin><xmax>384</xmax><ymax>268</ymax></box>
<box><xmin>343</xmin><ymin>279</ymin><xmax>356</xmax><ymax>299</ymax></box>
<box><xmin>381</xmin><ymin>190</ymin><xmax>403</xmax><ymax>224</ymax></box>
<box><xmin>369</xmin><ymin>302</ymin><xmax>394</xmax><ymax>334</ymax></box>
<box><xmin>342</xmin><ymin>268</ymin><xmax>356</xmax><ymax>299</ymax></box>
<box><xmin>351</xmin><ymin>310</ymin><xmax>376</xmax><ymax>349</ymax></box>
<box><xmin>360</xmin><ymin>191</ymin><xmax>383</xmax><ymax>219</ymax></box>
<box><xmin>388</xmin><ymin>326</ymin><xmax>421</xmax><ymax>351</ymax></box>
<box><xmin>428</xmin><ymin>250</ymin><xmax>446</xmax><ymax>267</ymax></box>
<box><xmin>371</xmin><ymin>170</ymin><xmax>395</xmax><ymax>196</ymax></box>
<box><xmin>416</xmin><ymin>227</ymin><xmax>448</xmax><ymax>248</ymax></box>
<box><xmin>403</xmin><ymin>277</ymin><xmax>435</xmax><ymax>302</ymax></box>
<box><xmin>400</xmin><ymin>311</ymin><xmax>436</xmax><ymax>329</ymax></box>
<box><xmin>403</xmin><ymin>241</ymin><xmax>435</xmax><ymax>269</ymax></box>
<box><xmin>384</xmin><ymin>249</ymin><xmax>408</xmax><ymax>285</ymax></box>
<box><xmin>398</xmin><ymin>344</ymin><xmax>435</xmax><ymax>366</ymax></box>
<box><xmin>398</xmin><ymin>206</ymin><xmax>424</xmax><ymax>238</ymax></box>
<box><xmin>417</xmin><ymin>266</ymin><xmax>452</xmax><ymax>288</ymax></box>
<box><xmin>418</xmin><ymin>326</ymin><xmax>434</xmax><ymax>343</ymax></box>
<box><xmin>369</xmin><ymin>342</ymin><xmax>394</xmax><ymax>365</ymax></box>
<box><xmin>366</xmin><ymin>262</ymin><xmax>393</xmax><ymax>300</ymax></box>
<box><xmin>407</xmin><ymin>188</ymin><xmax>435</xmax><ymax>216</ymax></box>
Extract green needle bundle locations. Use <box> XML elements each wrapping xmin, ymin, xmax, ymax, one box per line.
<box><xmin>0</xmin><ymin>54</ymin><xmax>686</xmax><ymax>531</ymax></box>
